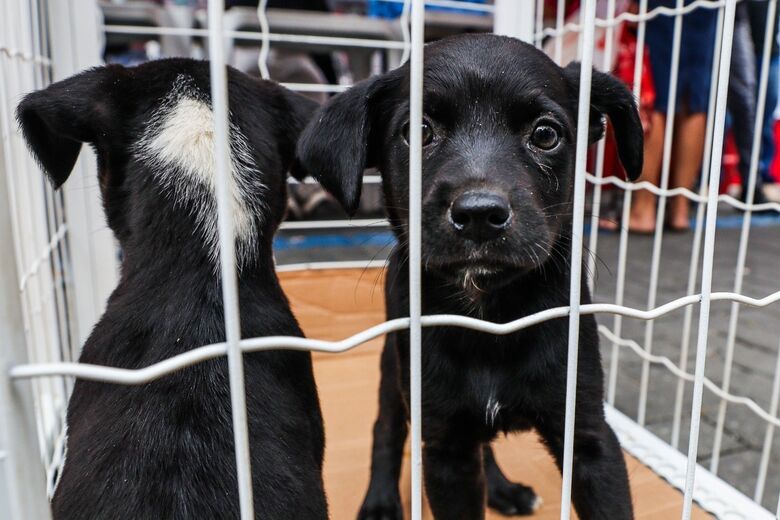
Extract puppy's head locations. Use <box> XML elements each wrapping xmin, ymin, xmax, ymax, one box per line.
<box><xmin>17</xmin><ymin>59</ymin><xmax>317</xmax><ymax>268</ymax></box>
<box><xmin>295</xmin><ymin>34</ymin><xmax>643</xmax><ymax>289</ymax></box>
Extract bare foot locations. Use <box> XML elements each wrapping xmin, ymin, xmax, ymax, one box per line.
<box><xmin>627</xmin><ymin>209</ymin><xmax>656</xmax><ymax>234</ymax></box>
<box><xmin>598</xmin><ymin>217</ymin><xmax>619</xmax><ymax>231</ymax></box>
<box><xmin>667</xmin><ymin>196</ymin><xmax>690</xmax><ymax>231</ymax></box>
<box><xmin>763</xmin><ymin>183</ymin><xmax>780</xmax><ymax>203</ymax></box>
<box><xmin>628</xmin><ymin>190</ymin><xmax>658</xmax><ymax>234</ymax></box>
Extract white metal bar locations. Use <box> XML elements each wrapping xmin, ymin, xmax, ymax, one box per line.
<box><xmin>44</xmin><ymin>425</ymin><xmax>67</xmax><ymax>497</ymax></box>
<box><xmin>600</xmin><ymin>326</ymin><xmax>780</xmax><ymax>429</ymax></box>
<box><xmin>279</xmin><ymin>219</ymin><xmax>388</xmax><ymax>230</ymax></box>
<box><xmin>671</xmin><ymin>3</ymin><xmax>725</xmax><ymax>450</ymax></box>
<box><xmin>275</xmin><ymin>259</ymin><xmax>390</xmax><ymax>272</ymax></box>
<box><xmin>554</xmin><ymin>0</ymin><xmax>565</xmax><ymax>65</ymax></box>
<box><xmin>256</xmin><ymin>0</ymin><xmax>270</xmax><ymax>79</ymax></box>
<box><xmin>710</xmin><ymin>0</ymin><xmax>778</xmax><ymax>476</ymax></box>
<box><xmin>32</xmin><ymin>0</ymin><xmax>71</xmax><ymax>431</ymax></box>
<box><xmin>560</xmin><ymin>1</ymin><xmax>597</xmax><ymax>517</ymax></box>
<box><xmin>3</xmin><ymin>0</ymin><xmax>53</xmax><ymax>467</ymax></box>
<box><xmin>289</xmin><ymin>174</ymin><xmax>382</xmax><ymax>185</ymax></box>
<box><xmin>754</xmin><ymin>337</ymin><xmax>780</xmax><ymax>503</ymax></box>
<box><xmin>536</xmin><ymin>0</ymin><xmax>726</xmax><ymax>40</ymax></box>
<box><xmin>28</xmin><ymin>0</ymin><xmax>44</xmax><ymax>90</ymax></box>
<box><xmin>534</xmin><ymin>0</ymin><xmax>544</xmax><ymax>48</ymax></box>
<box><xmin>0</xmin><ymin>46</ymin><xmax>52</xmax><ymax>65</ymax></box>
<box><xmin>10</xmin><ymin>289</ymin><xmax>780</xmax><ymax>382</ymax></box>
<box><xmin>17</xmin><ymin>0</ymin><xmax>66</xmax><ymax>455</ymax></box>
<box><xmin>0</xmin><ymin>279</ymin><xmax>52</xmax><ymax>520</ymax></box>
<box><xmin>493</xmin><ymin>0</ymin><xmax>534</xmax><ymax>43</ymax></box>
<box><xmin>279</xmin><ymin>82</ymin><xmax>349</xmax><ymax>93</ymax></box>
<box><xmin>36</xmin><ymin>0</ymin><xmax>52</xmax><ymax>86</ymax></box>
<box><xmin>102</xmin><ymin>25</ymin><xmax>408</xmax><ymax>50</ymax></box>
<box><xmin>585</xmin><ymin>0</ymin><xmax>616</xmax><ymax>294</ymax></box>
<box><xmin>777</xmin><ymin>491</ymin><xmax>780</xmax><ymax>518</ymax></box>
<box><xmin>682</xmin><ymin>2</ymin><xmax>737</xmax><ymax>518</ymax></box>
<box><xmin>0</xmin><ymin>3</ymin><xmax>31</xmax><ymax>330</ymax></box>
<box><xmin>586</xmin><ymin>173</ymin><xmax>780</xmax><ymax>212</ymax></box>
<box><xmin>575</xmin><ymin>0</ymin><xmax>584</xmax><ymax>62</ymax></box>
<box><xmin>409</xmin><ymin>293</ymin><xmax>780</xmax><ymax>328</ymax></box>
<box><xmin>607</xmin><ymin>0</ymin><xmax>648</xmax><ymax>405</ymax></box>
<box><xmin>408</xmin><ymin>0</ymin><xmax>425</xmax><ymax>517</ymax></box>
<box><xmin>606</xmin><ymin>405</ymin><xmax>773</xmax><ymax>520</ymax></box>
<box><xmin>637</xmin><ymin>0</ymin><xmax>685</xmax><ymax>426</ymax></box>
<box><xmin>0</xmin><ymin>19</ymin><xmax>51</xmax><ymax>512</ymax></box>
<box><xmin>207</xmin><ymin>2</ymin><xmax>254</xmax><ymax>518</ymax></box>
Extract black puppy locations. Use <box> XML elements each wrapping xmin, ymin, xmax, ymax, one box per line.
<box><xmin>18</xmin><ymin>59</ymin><xmax>327</xmax><ymax>519</ymax></box>
<box><xmin>296</xmin><ymin>35</ymin><xmax>643</xmax><ymax>519</ymax></box>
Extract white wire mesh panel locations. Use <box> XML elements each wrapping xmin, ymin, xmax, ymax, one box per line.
<box><xmin>0</xmin><ymin>0</ymin><xmax>76</xmax><ymax>499</ymax></box>
<box><xmin>1</xmin><ymin>2</ymin><xmax>116</xmax><ymax>516</ymax></box>
<box><xmin>206</xmin><ymin>1</ymin><xmax>255</xmax><ymax>516</ymax></box>
<box><xmin>2</xmin><ymin>1</ymin><xmax>780</xmax><ymax>519</ymax></box>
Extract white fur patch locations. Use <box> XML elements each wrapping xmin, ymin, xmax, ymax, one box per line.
<box><xmin>135</xmin><ymin>75</ymin><xmax>267</xmax><ymax>266</ymax></box>
<box><xmin>485</xmin><ymin>396</ymin><xmax>502</xmax><ymax>427</ymax></box>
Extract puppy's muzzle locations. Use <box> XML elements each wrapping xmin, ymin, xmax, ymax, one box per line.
<box><xmin>448</xmin><ymin>191</ymin><xmax>512</xmax><ymax>242</ymax></box>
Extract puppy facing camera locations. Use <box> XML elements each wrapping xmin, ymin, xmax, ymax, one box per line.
<box><xmin>296</xmin><ymin>34</ymin><xmax>642</xmax><ymax>520</ymax></box>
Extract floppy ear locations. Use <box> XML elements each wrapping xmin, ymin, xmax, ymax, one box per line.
<box><xmin>563</xmin><ymin>62</ymin><xmax>644</xmax><ymax>181</ymax></box>
<box><xmin>16</xmin><ymin>65</ymin><xmax>124</xmax><ymax>188</ymax></box>
<box><xmin>278</xmin><ymin>88</ymin><xmax>321</xmax><ymax>174</ymax></box>
<box><xmin>293</xmin><ymin>74</ymin><xmax>396</xmax><ymax>216</ymax></box>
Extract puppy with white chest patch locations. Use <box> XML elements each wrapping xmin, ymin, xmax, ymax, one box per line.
<box><xmin>18</xmin><ymin>59</ymin><xmax>327</xmax><ymax>519</ymax></box>
<box><xmin>295</xmin><ymin>35</ymin><xmax>643</xmax><ymax>519</ymax></box>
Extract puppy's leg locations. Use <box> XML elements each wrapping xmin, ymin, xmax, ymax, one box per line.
<box><xmin>423</xmin><ymin>440</ymin><xmax>485</xmax><ymax>520</ymax></box>
<box><xmin>537</xmin><ymin>414</ymin><xmax>633</xmax><ymax>520</ymax></box>
<box><xmin>357</xmin><ymin>340</ymin><xmax>408</xmax><ymax>520</ymax></box>
<box><xmin>483</xmin><ymin>444</ymin><xmax>540</xmax><ymax>516</ymax></box>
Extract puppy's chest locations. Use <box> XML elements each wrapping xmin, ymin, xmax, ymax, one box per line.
<box><xmin>470</xmin><ymin>371</ymin><xmax>534</xmax><ymax>435</ymax></box>
<box><xmin>422</xmin><ymin>353</ymin><xmax>536</xmax><ymax>436</ymax></box>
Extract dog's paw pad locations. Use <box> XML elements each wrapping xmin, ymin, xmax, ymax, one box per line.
<box><xmin>487</xmin><ymin>482</ymin><xmax>540</xmax><ymax>516</ymax></box>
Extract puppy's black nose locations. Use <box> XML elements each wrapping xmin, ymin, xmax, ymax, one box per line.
<box><xmin>449</xmin><ymin>192</ymin><xmax>512</xmax><ymax>240</ymax></box>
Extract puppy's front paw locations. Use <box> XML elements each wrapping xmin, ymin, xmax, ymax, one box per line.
<box><xmin>487</xmin><ymin>481</ymin><xmax>541</xmax><ymax>516</ymax></box>
<box><xmin>357</xmin><ymin>490</ymin><xmax>403</xmax><ymax>520</ymax></box>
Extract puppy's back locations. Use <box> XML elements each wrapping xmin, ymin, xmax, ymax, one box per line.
<box><xmin>18</xmin><ymin>59</ymin><xmax>326</xmax><ymax>519</ymax></box>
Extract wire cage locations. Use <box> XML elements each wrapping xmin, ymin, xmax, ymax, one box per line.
<box><xmin>1</xmin><ymin>0</ymin><xmax>780</xmax><ymax>519</ymax></box>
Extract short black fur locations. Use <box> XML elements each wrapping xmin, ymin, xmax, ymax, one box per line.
<box><xmin>18</xmin><ymin>59</ymin><xmax>327</xmax><ymax>520</ymax></box>
<box><xmin>295</xmin><ymin>35</ymin><xmax>642</xmax><ymax>519</ymax></box>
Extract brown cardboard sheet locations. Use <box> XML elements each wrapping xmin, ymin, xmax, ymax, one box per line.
<box><xmin>279</xmin><ymin>268</ymin><xmax>712</xmax><ymax>519</ymax></box>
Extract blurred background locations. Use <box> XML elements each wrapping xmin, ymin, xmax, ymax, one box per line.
<box><xmin>3</xmin><ymin>1</ymin><xmax>780</xmax><ymax>517</ymax></box>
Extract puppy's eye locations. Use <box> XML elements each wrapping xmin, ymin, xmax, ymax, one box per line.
<box><xmin>402</xmin><ymin>119</ymin><xmax>434</xmax><ymax>147</ymax></box>
<box><xmin>530</xmin><ymin>125</ymin><xmax>560</xmax><ymax>150</ymax></box>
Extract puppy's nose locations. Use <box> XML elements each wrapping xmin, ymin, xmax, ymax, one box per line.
<box><xmin>449</xmin><ymin>192</ymin><xmax>512</xmax><ymax>240</ymax></box>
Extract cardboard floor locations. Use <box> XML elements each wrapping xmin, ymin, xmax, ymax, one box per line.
<box><xmin>279</xmin><ymin>268</ymin><xmax>712</xmax><ymax>519</ymax></box>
